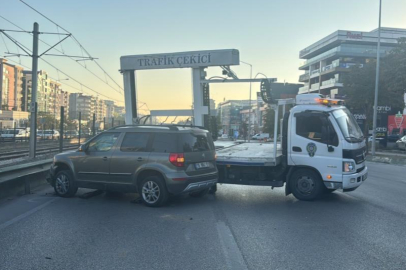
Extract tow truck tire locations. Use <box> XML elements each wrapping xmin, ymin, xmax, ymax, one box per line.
<box><xmin>289</xmin><ymin>169</ymin><xmax>324</xmax><ymax>201</ymax></box>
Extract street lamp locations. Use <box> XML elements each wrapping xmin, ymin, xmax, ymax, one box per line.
<box><xmin>240</xmin><ymin>61</ymin><xmax>253</xmax><ymax>142</ymax></box>
<box><xmin>372</xmin><ymin>0</ymin><xmax>382</xmax><ymax>155</ymax></box>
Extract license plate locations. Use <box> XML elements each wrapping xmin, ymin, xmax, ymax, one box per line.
<box><xmin>195</xmin><ymin>162</ymin><xmax>210</xmax><ymax>169</ymax></box>
<box><xmin>362</xmin><ymin>172</ymin><xmax>368</xmax><ymax>181</ymax></box>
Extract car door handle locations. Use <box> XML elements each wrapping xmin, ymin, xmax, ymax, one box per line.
<box><xmin>102</xmin><ymin>156</ymin><xmax>108</xmax><ymax>161</ymax></box>
<box><xmin>292</xmin><ymin>146</ymin><xmax>302</xmax><ymax>152</ymax></box>
<box><xmin>137</xmin><ymin>157</ymin><xmax>143</xmax><ymax>162</ymax></box>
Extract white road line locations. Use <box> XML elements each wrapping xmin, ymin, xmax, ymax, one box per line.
<box><xmin>0</xmin><ymin>197</ymin><xmax>59</xmax><ymax>231</ymax></box>
<box><xmin>216</xmin><ymin>221</ymin><xmax>248</xmax><ymax>270</ymax></box>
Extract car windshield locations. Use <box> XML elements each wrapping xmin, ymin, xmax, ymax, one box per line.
<box><xmin>332</xmin><ymin>108</ymin><xmax>364</xmax><ymax>142</ymax></box>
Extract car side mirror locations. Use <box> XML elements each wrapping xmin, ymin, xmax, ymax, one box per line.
<box><xmin>328</xmin><ymin>145</ymin><xmax>334</xmax><ymax>152</ymax></box>
<box><xmin>79</xmin><ymin>144</ymin><xmax>88</xmax><ymax>152</ymax></box>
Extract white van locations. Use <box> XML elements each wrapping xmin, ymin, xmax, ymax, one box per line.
<box><xmin>251</xmin><ymin>133</ymin><xmax>270</xmax><ymax>140</ymax></box>
<box><xmin>0</xmin><ymin>128</ymin><xmax>30</xmax><ymax>141</ymax></box>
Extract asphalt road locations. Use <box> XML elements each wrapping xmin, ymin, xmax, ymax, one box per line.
<box><xmin>0</xmin><ymin>161</ymin><xmax>405</xmax><ymax>270</ymax></box>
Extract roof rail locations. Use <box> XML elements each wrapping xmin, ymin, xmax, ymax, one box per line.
<box><xmin>108</xmin><ymin>124</ymin><xmax>208</xmax><ymax>131</ymax></box>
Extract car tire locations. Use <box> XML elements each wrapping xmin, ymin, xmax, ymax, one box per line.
<box><xmin>54</xmin><ymin>170</ymin><xmax>78</xmax><ymax>198</ymax></box>
<box><xmin>189</xmin><ymin>188</ymin><xmax>210</xmax><ymax>198</ymax></box>
<box><xmin>289</xmin><ymin>169</ymin><xmax>324</xmax><ymax>201</ymax></box>
<box><xmin>139</xmin><ymin>176</ymin><xmax>168</xmax><ymax>207</ymax></box>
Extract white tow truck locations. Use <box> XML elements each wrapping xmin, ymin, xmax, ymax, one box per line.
<box><xmin>216</xmin><ymin>94</ymin><xmax>368</xmax><ymax>200</ymax></box>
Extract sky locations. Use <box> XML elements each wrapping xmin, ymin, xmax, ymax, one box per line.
<box><xmin>1</xmin><ymin>0</ymin><xmax>406</xmax><ymax>114</ymax></box>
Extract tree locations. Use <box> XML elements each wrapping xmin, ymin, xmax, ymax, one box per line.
<box><xmin>263</xmin><ymin>106</ymin><xmax>279</xmax><ymax>137</ymax></box>
<box><xmin>241</xmin><ymin>121</ymin><xmax>248</xmax><ymax>140</ymax></box>
<box><xmin>342</xmin><ymin>37</ymin><xmax>406</xmax><ymax>136</ymax></box>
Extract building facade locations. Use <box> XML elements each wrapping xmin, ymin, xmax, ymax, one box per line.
<box><xmin>69</xmin><ymin>93</ymin><xmax>95</xmax><ymax>121</ymax></box>
<box><xmin>217</xmin><ymin>100</ymin><xmax>251</xmax><ymax>135</ymax></box>
<box><xmin>298</xmin><ymin>28</ymin><xmax>406</xmax><ymax>97</ymax></box>
<box><xmin>0</xmin><ymin>59</ymin><xmax>24</xmax><ymax>111</ymax></box>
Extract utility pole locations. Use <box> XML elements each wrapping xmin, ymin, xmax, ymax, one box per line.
<box><xmin>372</xmin><ymin>0</ymin><xmax>382</xmax><ymax>155</ymax></box>
<box><xmin>240</xmin><ymin>61</ymin><xmax>253</xmax><ymax>142</ymax></box>
<box><xmin>29</xmin><ymin>22</ymin><xmax>39</xmax><ymax>158</ymax></box>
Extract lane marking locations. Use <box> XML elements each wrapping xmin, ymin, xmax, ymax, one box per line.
<box><xmin>0</xmin><ymin>197</ymin><xmax>59</xmax><ymax>231</ymax></box>
<box><xmin>216</xmin><ymin>221</ymin><xmax>248</xmax><ymax>270</ymax></box>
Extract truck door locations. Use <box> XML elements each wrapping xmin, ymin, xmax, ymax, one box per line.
<box><xmin>289</xmin><ymin>112</ymin><xmax>342</xmax><ymax>181</ymax></box>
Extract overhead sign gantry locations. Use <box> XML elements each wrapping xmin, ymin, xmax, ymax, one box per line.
<box><xmin>120</xmin><ymin>49</ymin><xmax>239</xmax><ymax>126</ymax></box>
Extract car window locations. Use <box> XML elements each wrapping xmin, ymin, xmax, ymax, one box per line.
<box><xmin>151</xmin><ymin>133</ymin><xmax>178</xmax><ymax>153</ymax></box>
<box><xmin>120</xmin><ymin>132</ymin><xmax>150</xmax><ymax>152</ymax></box>
<box><xmin>88</xmin><ymin>132</ymin><xmax>120</xmax><ymax>152</ymax></box>
<box><xmin>296</xmin><ymin>114</ymin><xmax>338</xmax><ymax>146</ymax></box>
<box><xmin>179</xmin><ymin>132</ymin><xmax>213</xmax><ymax>152</ymax></box>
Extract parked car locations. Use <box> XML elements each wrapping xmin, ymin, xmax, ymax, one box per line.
<box><xmin>220</xmin><ymin>134</ymin><xmax>229</xmax><ymax>139</ymax></box>
<box><xmin>47</xmin><ymin>125</ymin><xmax>218</xmax><ymax>207</ymax></box>
<box><xmin>387</xmin><ymin>133</ymin><xmax>401</xmax><ymax>142</ymax></box>
<box><xmin>64</xmin><ymin>130</ymin><xmax>79</xmax><ymax>138</ymax></box>
<box><xmin>251</xmin><ymin>133</ymin><xmax>270</xmax><ymax>140</ymax></box>
<box><xmin>368</xmin><ymin>136</ymin><xmax>384</xmax><ymax>143</ymax></box>
<box><xmin>0</xmin><ymin>128</ymin><xmax>30</xmax><ymax>141</ymax></box>
<box><xmin>396</xmin><ymin>136</ymin><xmax>406</xmax><ymax>150</ymax></box>
<box><xmin>38</xmin><ymin>130</ymin><xmax>60</xmax><ymax>140</ymax></box>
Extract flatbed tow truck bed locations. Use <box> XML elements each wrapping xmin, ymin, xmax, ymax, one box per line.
<box><xmin>215</xmin><ymin>142</ymin><xmax>282</xmax><ymax>167</ymax></box>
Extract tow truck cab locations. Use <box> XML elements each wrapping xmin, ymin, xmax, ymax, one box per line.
<box><xmin>288</xmin><ymin>94</ymin><xmax>367</xmax><ymax>193</ymax></box>
<box><xmin>216</xmin><ymin>94</ymin><xmax>368</xmax><ymax>200</ymax></box>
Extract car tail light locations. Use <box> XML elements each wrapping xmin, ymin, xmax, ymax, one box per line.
<box><xmin>169</xmin><ymin>153</ymin><xmax>185</xmax><ymax>167</ymax></box>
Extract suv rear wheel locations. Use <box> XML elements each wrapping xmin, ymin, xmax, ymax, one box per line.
<box><xmin>139</xmin><ymin>176</ymin><xmax>168</xmax><ymax>207</ymax></box>
<box><xmin>54</xmin><ymin>170</ymin><xmax>78</xmax><ymax>198</ymax></box>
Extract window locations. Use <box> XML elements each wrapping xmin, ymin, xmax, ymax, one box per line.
<box><xmin>296</xmin><ymin>113</ymin><xmax>338</xmax><ymax>146</ymax></box>
<box><xmin>179</xmin><ymin>133</ymin><xmax>213</xmax><ymax>152</ymax></box>
<box><xmin>151</xmin><ymin>133</ymin><xmax>178</xmax><ymax>153</ymax></box>
<box><xmin>121</xmin><ymin>132</ymin><xmax>150</xmax><ymax>152</ymax></box>
<box><xmin>88</xmin><ymin>132</ymin><xmax>120</xmax><ymax>152</ymax></box>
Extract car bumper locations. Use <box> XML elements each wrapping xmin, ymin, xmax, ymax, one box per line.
<box><xmin>165</xmin><ymin>172</ymin><xmax>218</xmax><ymax>195</ymax></box>
<box><xmin>323</xmin><ymin>167</ymin><xmax>368</xmax><ymax>191</ymax></box>
<box><xmin>342</xmin><ymin>166</ymin><xmax>368</xmax><ymax>191</ymax></box>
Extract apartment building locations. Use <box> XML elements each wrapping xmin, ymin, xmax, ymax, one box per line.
<box><xmin>298</xmin><ymin>28</ymin><xmax>406</xmax><ymax>97</ymax></box>
<box><xmin>0</xmin><ymin>58</ymin><xmax>24</xmax><ymax>111</ymax></box>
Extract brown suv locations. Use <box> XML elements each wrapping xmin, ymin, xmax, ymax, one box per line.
<box><xmin>47</xmin><ymin>125</ymin><xmax>218</xmax><ymax>207</ymax></box>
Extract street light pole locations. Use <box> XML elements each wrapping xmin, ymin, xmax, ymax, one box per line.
<box><xmin>372</xmin><ymin>0</ymin><xmax>382</xmax><ymax>156</ymax></box>
<box><xmin>240</xmin><ymin>61</ymin><xmax>253</xmax><ymax>142</ymax></box>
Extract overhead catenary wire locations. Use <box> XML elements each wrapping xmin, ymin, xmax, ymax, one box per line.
<box><xmin>18</xmin><ymin>0</ymin><xmax>124</xmax><ymax>91</ymax></box>
<box><xmin>0</xmin><ymin>14</ymin><xmax>124</xmax><ymax>96</ymax></box>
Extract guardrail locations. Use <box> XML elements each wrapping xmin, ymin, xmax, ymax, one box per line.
<box><xmin>0</xmin><ymin>159</ymin><xmax>53</xmax><ymax>199</ymax></box>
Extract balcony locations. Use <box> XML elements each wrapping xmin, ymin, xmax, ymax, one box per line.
<box><xmin>320</xmin><ymin>79</ymin><xmax>343</xmax><ymax>89</ymax></box>
<box><xmin>298</xmin><ymin>85</ymin><xmax>309</xmax><ymax>94</ymax></box>
<box><xmin>299</xmin><ymin>72</ymin><xmax>310</xmax><ymax>82</ymax></box>
<box><xmin>310</xmin><ymin>83</ymin><xmax>320</xmax><ymax>91</ymax></box>
<box><xmin>310</xmin><ymin>69</ymin><xmax>320</xmax><ymax>78</ymax></box>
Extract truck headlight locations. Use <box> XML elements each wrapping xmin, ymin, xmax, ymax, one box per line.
<box><xmin>343</xmin><ymin>161</ymin><xmax>355</xmax><ymax>173</ymax></box>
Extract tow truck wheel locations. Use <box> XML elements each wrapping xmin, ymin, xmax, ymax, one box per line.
<box><xmin>289</xmin><ymin>169</ymin><xmax>324</xmax><ymax>201</ymax></box>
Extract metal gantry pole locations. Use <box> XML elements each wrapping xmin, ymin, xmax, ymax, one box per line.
<box><xmin>29</xmin><ymin>22</ymin><xmax>39</xmax><ymax>158</ymax></box>
<box><xmin>372</xmin><ymin>0</ymin><xmax>382</xmax><ymax>155</ymax></box>
<box><xmin>59</xmin><ymin>106</ymin><xmax>64</xmax><ymax>153</ymax></box>
<box><xmin>78</xmin><ymin>112</ymin><xmax>81</xmax><ymax>146</ymax></box>
<box><xmin>248</xmin><ymin>65</ymin><xmax>252</xmax><ymax>142</ymax></box>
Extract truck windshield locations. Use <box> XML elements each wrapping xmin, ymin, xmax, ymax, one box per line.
<box><xmin>332</xmin><ymin>109</ymin><xmax>364</xmax><ymax>142</ymax></box>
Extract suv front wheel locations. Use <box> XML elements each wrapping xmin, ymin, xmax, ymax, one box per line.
<box><xmin>139</xmin><ymin>176</ymin><xmax>168</xmax><ymax>207</ymax></box>
<box><xmin>54</xmin><ymin>170</ymin><xmax>78</xmax><ymax>198</ymax></box>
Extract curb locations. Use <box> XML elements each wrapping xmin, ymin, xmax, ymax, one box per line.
<box><xmin>366</xmin><ymin>154</ymin><xmax>406</xmax><ymax>166</ymax></box>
